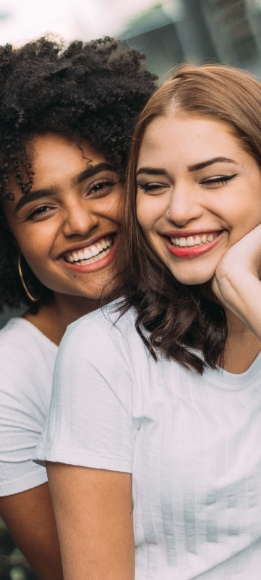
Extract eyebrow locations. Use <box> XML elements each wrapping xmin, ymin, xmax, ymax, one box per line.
<box><xmin>136</xmin><ymin>157</ymin><xmax>235</xmax><ymax>178</ymax></box>
<box><xmin>187</xmin><ymin>157</ymin><xmax>235</xmax><ymax>172</ymax></box>
<box><xmin>136</xmin><ymin>167</ymin><xmax>168</xmax><ymax>177</ymax></box>
<box><xmin>15</xmin><ymin>188</ymin><xmax>55</xmax><ymax>213</ymax></box>
<box><xmin>15</xmin><ymin>162</ymin><xmax>116</xmax><ymax>213</ymax></box>
<box><xmin>72</xmin><ymin>162</ymin><xmax>116</xmax><ymax>186</ymax></box>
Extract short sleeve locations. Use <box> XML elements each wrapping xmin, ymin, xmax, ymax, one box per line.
<box><xmin>0</xmin><ymin>362</ymin><xmax>48</xmax><ymax>496</ymax></box>
<box><xmin>0</xmin><ymin>318</ymin><xmax>57</xmax><ymax>496</ymax></box>
<box><xmin>35</xmin><ymin>312</ymin><xmax>135</xmax><ymax>473</ymax></box>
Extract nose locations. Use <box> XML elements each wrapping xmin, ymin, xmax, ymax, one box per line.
<box><xmin>167</xmin><ymin>183</ymin><xmax>203</xmax><ymax>227</ymax></box>
<box><xmin>62</xmin><ymin>200</ymin><xmax>99</xmax><ymax>238</ymax></box>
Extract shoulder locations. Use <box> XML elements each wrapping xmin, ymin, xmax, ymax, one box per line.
<box><xmin>54</xmin><ymin>302</ymin><xmax>144</xmax><ymax>409</ymax></box>
<box><xmin>35</xmin><ymin>303</ymin><xmax>139</xmax><ymax>470</ymax></box>
<box><xmin>60</xmin><ymin>301</ymin><xmax>138</xmax><ymax>363</ymax></box>
<box><xmin>0</xmin><ymin>316</ymin><xmax>56</xmax><ymax>351</ymax></box>
<box><xmin>0</xmin><ymin>317</ymin><xmax>57</xmax><ymax>393</ymax></box>
<box><xmin>67</xmin><ymin>300</ymin><xmax>136</xmax><ymax>336</ymax></box>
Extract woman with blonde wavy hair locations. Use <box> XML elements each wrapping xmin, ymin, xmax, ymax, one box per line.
<box><xmin>37</xmin><ymin>64</ymin><xmax>261</xmax><ymax>579</ymax></box>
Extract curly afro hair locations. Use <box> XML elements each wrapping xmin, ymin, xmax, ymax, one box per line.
<box><xmin>0</xmin><ymin>36</ymin><xmax>157</xmax><ymax>312</ymax></box>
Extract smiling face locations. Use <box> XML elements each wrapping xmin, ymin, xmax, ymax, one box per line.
<box><xmin>136</xmin><ymin>114</ymin><xmax>261</xmax><ymax>285</ymax></box>
<box><xmin>2</xmin><ymin>133</ymin><xmax>124</xmax><ymax>300</ymax></box>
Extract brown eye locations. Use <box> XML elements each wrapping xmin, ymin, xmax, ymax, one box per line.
<box><xmin>27</xmin><ymin>205</ymin><xmax>53</xmax><ymax>220</ymax></box>
<box><xmin>87</xmin><ymin>178</ymin><xmax>119</xmax><ymax>197</ymax></box>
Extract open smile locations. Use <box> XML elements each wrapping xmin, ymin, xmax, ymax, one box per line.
<box><xmin>60</xmin><ymin>235</ymin><xmax>117</xmax><ymax>272</ymax></box>
<box><xmin>164</xmin><ymin>230</ymin><xmax>225</xmax><ymax>258</ymax></box>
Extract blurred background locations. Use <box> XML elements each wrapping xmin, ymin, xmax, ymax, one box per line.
<box><xmin>1</xmin><ymin>0</ymin><xmax>261</xmax><ymax>578</ymax></box>
<box><xmin>0</xmin><ymin>0</ymin><xmax>261</xmax><ymax>78</ymax></box>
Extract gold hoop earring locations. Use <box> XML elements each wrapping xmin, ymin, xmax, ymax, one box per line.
<box><xmin>18</xmin><ymin>255</ymin><xmax>41</xmax><ymax>303</ymax></box>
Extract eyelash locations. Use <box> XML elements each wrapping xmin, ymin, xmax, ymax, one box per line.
<box><xmin>26</xmin><ymin>178</ymin><xmax>120</xmax><ymax>221</ymax></box>
<box><xmin>202</xmin><ymin>174</ymin><xmax>237</xmax><ymax>186</ymax></box>
<box><xmin>137</xmin><ymin>183</ymin><xmax>167</xmax><ymax>194</ymax></box>
<box><xmin>87</xmin><ymin>178</ymin><xmax>119</xmax><ymax>196</ymax></box>
<box><xmin>137</xmin><ymin>174</ymin><xmax>237</xmax><ymax>194</ymax></box>
<box><xmin>27</xmin><ymin>205</ymin><xmax>53</xmax><ymax>221</ymax></box>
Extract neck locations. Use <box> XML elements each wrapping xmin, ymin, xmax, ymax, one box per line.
<box><xmin>24</xmin><ymin>293</ymin><xmax>102</xmax><ymax>345</ymax></box>
<box><xmin>200</xmin><ymin>283</ymin><xmax>261</xmax><ymax>373</ymax></box>
<box><xmin>222</xmin><ymin>309</ymin><xmax>261</xmax><ymax>373</ymax></box>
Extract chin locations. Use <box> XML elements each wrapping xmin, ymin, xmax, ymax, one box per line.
<box><xmin>171</xmin><ymin>269</ymin><xmax>215</xmax><ymax>287</ymax></box>
<box><xmin>178</xmin><ymin>279</ymin><xmax>209</xmax><ymax>286</ymax></box>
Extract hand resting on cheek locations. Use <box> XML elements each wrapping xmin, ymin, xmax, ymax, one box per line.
<box><xmin>212</xmin><ymin>222</ymin><xmax>261</xmax><ymax>339</ymax></box>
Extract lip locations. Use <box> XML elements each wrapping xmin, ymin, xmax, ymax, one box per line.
<box><xmin>164</xmin><ymin>230</ymin><xmax>225</xmax><ymax>259</ymax></box>
<box><xmin>59</xmin><ymin>233</ymin><xmax>117</xmax><ymax>273</ymax></box>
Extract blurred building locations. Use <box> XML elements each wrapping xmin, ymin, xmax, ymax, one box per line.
<box><xmin>121</xmin><ymin>0</ymin><xmax>261</xmax><ymax>79</ymax></box>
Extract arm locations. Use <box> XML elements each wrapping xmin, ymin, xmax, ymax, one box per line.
<box><xmin>34</xmin><ymin>313</ymin><xmax>136</xmax><ymax>578</ymax></box>
<box><xmin>0</xmin><ymin>482</ymin><xmax>63</xmax><ymax>580</ymax></box>
<box><xmin>47</xmin><ymin>463</ymin><xmax>134</xmax><ymax>580</ymax></box>
<box><xmin>212</xmin><ymin>223</ymin><xmax>261</xmax><ymax>338</ymax></box>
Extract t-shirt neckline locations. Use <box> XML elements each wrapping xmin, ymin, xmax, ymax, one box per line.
<box><xmin>203</xmin><ymin>350</ymin><xmax>261</xmax><ymax>390</ymax></box>
<box><xmin>6</xmin><ymin>317</ymin><xmax>58</xmax><ymax>352</ymax></box>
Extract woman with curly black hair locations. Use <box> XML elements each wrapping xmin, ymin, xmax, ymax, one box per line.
<box><xmin>0</xmin><ymin>35</ymin><xmax>157</xmax><ymax>580</ymax></box>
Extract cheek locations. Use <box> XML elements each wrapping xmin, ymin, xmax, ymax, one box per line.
<box><xmin>106</xmin><ymin>189</ymin><xmax>125</xmax><ymax>222</ymax></box>
<box><xmin>236</xmin><ymin>182</ymin><xmax>261</xmax><ymax>223</ymax></box>
<box><xmin>248</xmin><ymin>192</ymin><xmax>261</xmax><ymax>226</ymax></box>
<box><xmin>115</xmin><ymin>194</ymin><xmax>125</xmax><ymax>223</ymax></box>
<box><xmin>137</xmin><ymin>198</ymin><xmax>166</xmax><ymax>243</ymax></box>
<box><xmin>20</xmin><ymin>247</ymin><xmax>49</xmax><ymax>280</ymax></box>
<box><xmin>136</xmin><ymin>195</ymin><xmax>153</xmax><ymax>234</ymax></box>
<box><xmin>15</xmin><ymin>227</ymin><xmax>52</xmax><ymax>268</ymax></box>
<box><xmin>229</xmin><ymin>194</ymin><xmax>261</xmax><ymax>241</ymax></box>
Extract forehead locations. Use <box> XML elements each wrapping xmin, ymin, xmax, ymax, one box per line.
<box><xmin>1</xmin><ymin>133</ymin><xmax>111</xmax><ymax>214</ymax></box>
<box><xmin>138</xmin><ymin>114</ymin><xmax>244</xmax><ymax>165</ymax></box>
<box><xmin>29</xmin><ymin>133</ymin><xmax>107</xmax><ymax>172</ymax></box>
<box><xmin>6</xmin><ymin>133</ymin><xmax>108</xmax><ymax>196</ymax></box>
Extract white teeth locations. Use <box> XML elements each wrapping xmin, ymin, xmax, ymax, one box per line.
<box><xmin>170</xmin><ymin>233</ymin><xmax>218</xmax><ymax>248</ymax></box>
<box><xmin>83</xmin><ymin>248</ymin><xmax>92</xmax><ymax>259</ymax></box>
<box><xmin>64</xmin><ymin>237</ymin><xmax>113</xmax><ymax>264</ymax></box>
<box><xmin>90</xmin><ymin>245</ymin><xmax>99</xmax><ymax>256</ymax></box>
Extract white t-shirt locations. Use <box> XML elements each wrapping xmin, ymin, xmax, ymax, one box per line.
<box><xmin>0</xmin><ymin>317</ymin><xmax>58</xmax><ymax>496</ymax></box>
<box><xmin>35</xmin><ymin>304</ymin><xmax>261</xmax><ymax>579</ymax></box>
